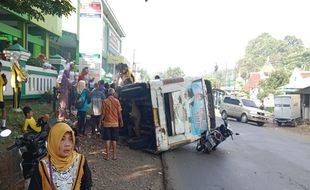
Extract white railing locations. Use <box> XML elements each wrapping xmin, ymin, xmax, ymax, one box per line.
<box><xmin>1</xmin><ymin>60</ymin><xmax>57</xmax><ymax>96</ymax></box>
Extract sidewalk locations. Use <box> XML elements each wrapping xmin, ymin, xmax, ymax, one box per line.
<box><xmin>78</xmin><ymin>134</ymin><xmax>165</xmax><ymax>190</ymax></box>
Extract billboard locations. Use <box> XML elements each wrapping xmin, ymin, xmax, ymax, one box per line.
<box><xmin>79</xmin><ymin>0</ymin><xmax>103</xmax><ymax>81</ymax></box>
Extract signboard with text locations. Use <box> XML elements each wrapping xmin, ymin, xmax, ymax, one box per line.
<box><xmin>79</xmin><ymin>0</ymin><xmax>103</xmax><ymax>81</ymax></box>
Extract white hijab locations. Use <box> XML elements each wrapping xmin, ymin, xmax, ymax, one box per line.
<box><xmin>77</xmin><ymin>80</ymin><xmax>86</xmax><ymax>94</ymax></box>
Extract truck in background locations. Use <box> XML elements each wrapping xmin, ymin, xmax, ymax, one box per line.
<box><xmin>274</xmin><ymin>94</ymin><xmax>301</xmax><ymax>127</ymax></box>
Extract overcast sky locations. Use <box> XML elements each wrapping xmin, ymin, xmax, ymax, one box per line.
<box><xmin>107</xmin><ymin>0</ymin><xmax>310</xmax><ymax>77</ymax></box>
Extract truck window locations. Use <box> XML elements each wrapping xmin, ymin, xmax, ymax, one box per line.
<box><xmin>164</xmin><ymin>93</ymin><xmax>174</xmax><ymax>136</ymax></box>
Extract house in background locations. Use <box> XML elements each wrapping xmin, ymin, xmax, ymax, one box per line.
<box><xmin>280</xmin><ymin>68</ymin><xmax>310</xmax><ymax>121</ymax></box>
<box><xmin>244</xmin><ymin>59</ymin><xmax>275</xmax><ymax>106</ymax></box>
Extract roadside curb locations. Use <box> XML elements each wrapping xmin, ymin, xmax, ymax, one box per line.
<box><xmin>161</xmin><ymin>152</ymin><xmax>173</xmax><ymax>190</ymax></box>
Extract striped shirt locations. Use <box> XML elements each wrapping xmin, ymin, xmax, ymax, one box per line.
<box><xmin>102</xmin><ymin>96</ymin><xmax>122</xmax><ymax>128</ymax></box>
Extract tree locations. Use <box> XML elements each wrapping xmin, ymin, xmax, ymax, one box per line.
<box><xmin>257</xmin><ymin>69</ymin><xmax>290</xmax><ymax>100</ymax></box>
<box><xmin>160</xmin><ymin>67</ymin><xmax>185</xmax><ymax>79</ymax></box>
<box><xmin>139</xmin><ymin>69</ymin><xmax>151</xmax><ymax>82</ymax></box>
<box><xmin>0</xmin><ymin>0</ymin><xmax>75</xmax><ymax>21</ymax></box>
<box><xmin>238</xmin><ymin>33</ymin><xmax>307</xmax><ymax>79</ymax></box>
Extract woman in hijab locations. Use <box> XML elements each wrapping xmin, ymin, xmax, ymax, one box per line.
<box><xmin>58</xmin><ymin>70</ymin><xmax>72</xmax><ymax>121</ymax></box>
<box><xmin>28</xmin><ymin>122</ymin><xmax>92</xmax><ymax>190</ymax></box>
<box><xmin>77</xmin><ymin>80</ymin><xmax>89</xmax><ymax>135</ymax></box>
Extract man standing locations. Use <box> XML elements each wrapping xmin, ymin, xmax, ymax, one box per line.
<box><xmin>0</xmin><ymin>61</ymin><xmax>7</xmax><ymax>128</ymax></box>
<box><xmin>90</xmin><ymin>82</ymin><xmax>105</xmax><ymax>135</ymax></box>
<box><xmin>78</xmin><ymin>67</ymin><xmax>94</xmax><ymax>88</ymax></box>
<box><xmin>101</xmin><ymin>88</ymin><xmax>123</xmax><ymax>160</ymax></box>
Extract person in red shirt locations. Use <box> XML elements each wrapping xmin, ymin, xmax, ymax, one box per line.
<box><xmin>78</xmin><ymin>67</ymin><xmax>95</xmax><ymax>89</ymax></box>
<box><xmin>101</xmin><ymin>88</ymin><xmax>123</xmax><ymax>160</ymax></box>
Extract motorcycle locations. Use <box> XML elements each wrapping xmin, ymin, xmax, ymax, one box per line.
<box><xmin>7</xmin><ymin>131</ymin><xmax>48</xmax><ymax>180</ymax></box>
<box><xmin>196</xmin><ymin>119</ymin><xmax>238</xmax><ymax>153</ymax></box>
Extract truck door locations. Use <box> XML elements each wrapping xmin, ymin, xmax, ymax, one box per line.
<box><xmin>275</xmin><ymin>96</ymin><xmax>291</xmax><ymax>119</ymax></box>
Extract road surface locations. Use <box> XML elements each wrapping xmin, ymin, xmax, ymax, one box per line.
<box><xmin>163</xmin><ymin>119</ymin><xmax>310</xmax><ymax>190</ymax></box>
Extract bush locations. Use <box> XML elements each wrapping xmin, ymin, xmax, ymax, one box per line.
<box><xmin>42</xmin><ymin>91</ymin><xmax>53</xmax><ymax>103</ymax></box>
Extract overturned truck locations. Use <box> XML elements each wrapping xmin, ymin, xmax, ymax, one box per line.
<box><xmin>118</xmin><ymin>77</ymin><xmax>216</xmax><ymax>153</ymax></box>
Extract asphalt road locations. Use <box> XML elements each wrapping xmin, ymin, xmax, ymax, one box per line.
<box><xmin>162</xmin><ymin>119</ymin><xmax>310</xmax><ymax>190</ymax></box>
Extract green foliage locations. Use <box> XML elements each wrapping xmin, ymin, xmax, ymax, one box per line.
<box><xmin>159</xmin><ymin>67</ymin><xmax>185</xmax><ymax>79</ymax></box>
<box><xmin>204</xmin><ymin>68</ymin><xmax>235</xmax><ymax>88</ymax></box>
<box><xmin>41</xmin><ymin>91</ymin><xmax>53</xmax><ymax>103</ymax></box>
<box><xmin>139</xmin><ymin>69</ymin><xmax>151</xmax><ymax>82</ymax></box>
<box><xmin>0</xmin><ymin>0</ymin><xmax>75</xmax><ymax>21</ymax></box>
<box><xmin>257</xmin><ymin>69</ymin><xmax>290</xmax><ymax>100</ymax></box>
<box><xmin>238</xmin><ymin>33</ymin><xmax>307</xmax><ymax>79</ymax></box>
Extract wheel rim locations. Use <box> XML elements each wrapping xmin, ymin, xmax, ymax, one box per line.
<box><xmin>241</xmin><ymin>114</ymin><xmax>247</xmax><ymax>123</ymax></box>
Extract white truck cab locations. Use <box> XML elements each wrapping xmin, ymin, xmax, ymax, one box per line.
<box><xmin>118</xmin><ymin>77</ymin><xmax>216</xmax><ymax>153</ymax></box>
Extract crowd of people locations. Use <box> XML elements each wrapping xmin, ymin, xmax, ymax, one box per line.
<box><xmin>22</xmin><ymin>64</ymin><xmax>126</xmax><ymax>189</ymax></box>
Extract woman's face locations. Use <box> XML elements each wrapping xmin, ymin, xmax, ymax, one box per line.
<box><xmin>59</xmin><ymin>132</ymin><xmax>73</xmax><ymax>158</ymax></box>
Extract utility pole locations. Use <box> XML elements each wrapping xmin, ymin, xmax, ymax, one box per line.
<box><xmin>225</xmin><ymin>62</ymin><xmax>227</xmax><ymax>91</ymax></box>
<box><xmin>133</xmin><ymin>49</ymin><xmax>136</xmax><ymax>75</ymax></box>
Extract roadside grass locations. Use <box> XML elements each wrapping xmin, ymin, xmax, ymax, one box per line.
<box><xmin>0</xmin><ymin>101</ymin><xmax>54</xmax><ymax>145</ymax></box>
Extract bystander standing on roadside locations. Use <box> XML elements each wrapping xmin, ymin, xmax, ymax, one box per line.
<box><xmin>101</xmin><ymin>88</ymin><xmax>123</xmax><ymax>160</ymax></box>
<box><xmin>76</xmin><ymin>80</ymin><xmax>89</xmax><ymax>136</ymax></box>
<box><xmin>78</xmin><ymin>67</ymin><xmax>94</xmax><ymax>89</ymax></box>
<box><xmin>58</xmin><ymin>70</ymin><xmax>72</xmax><ymax>121</ymax></box>
<box><xmin>90</xmin><ymin>83</ymin><xmax>105</xmax><ymax>136</ymax></box>
<box><xmin>0</xmin><ymin>61</ymin><xmax>7</xmax><ymax>128</ymax></box>
<box><xmin>98</xmin><ymin>80</ymin><xmax>105</xmax><ymax>93</ymax></box>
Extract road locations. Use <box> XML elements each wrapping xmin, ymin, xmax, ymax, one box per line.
<box><xmin>162</xmin><ymin>119</ymin><xmax>310</xmax><ymax>190</ymax></box>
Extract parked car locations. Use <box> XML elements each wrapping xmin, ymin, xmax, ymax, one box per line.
<box><xmin>219</xmin><ymin>96</ymin><xmax>269</xmax><ymax>126</ymax></box>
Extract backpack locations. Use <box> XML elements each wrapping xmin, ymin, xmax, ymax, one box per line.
<box><xmin>74</xmin><ymin>93</ymin><xmax>84</xmax><ymax>109</ymax></box>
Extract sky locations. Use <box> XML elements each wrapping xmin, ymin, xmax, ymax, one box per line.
<box><xmin>107</xmin><ymin>0</ymin><xmax>310</xmax><ymax>77</ymax></box>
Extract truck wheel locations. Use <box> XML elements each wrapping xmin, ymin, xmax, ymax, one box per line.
<box><xmin>240</xmin><ymin>114</ymin><xmax>248</xmax><ymax>123</ymax></box>
<box><xmin>221</xmin><ymin>111</ymin><xmax>228</xmax><ymax>120</ymax></box>
<box><xmin>277</xmin><ymin>122</ymin><xmax>282</xmax><ymax>127</ymax></box>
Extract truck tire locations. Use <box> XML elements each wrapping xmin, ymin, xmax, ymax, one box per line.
<box><xmin>277</xmin><ymin>121</ymin><xmax>282</xmax><ymax>127</ymax></box>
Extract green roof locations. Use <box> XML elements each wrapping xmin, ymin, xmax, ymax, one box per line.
<box><xmin>49</xmin><ymin>54</ymin><xmax>64</xmax><ymax>60</ymax></box>
<box><xmin>5</xmin><ymin>43</ymin><xmax>28</xmax><ymax>52</ymax></box>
